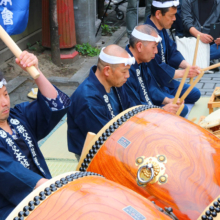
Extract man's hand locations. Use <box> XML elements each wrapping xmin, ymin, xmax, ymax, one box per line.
<box><xmin>163</xmin><ymin>102</ymin><xmax>180</xmax><ymax>114</ymax></box>
<box><xmin>34</xmin><ymin>178</ymin><xmax>48</xmax><ymax>189</ymax></box>
<box><xmin>188</xmin><ymin>65</ymin><xmax>200</xmax><ymax>78</ymax></box>
<box><xmin>15</xmin><ymin>51</ymin><xmax>39</xmax><ymax>72</ymax></box>
<box><xmin>200</xmin><ymin>33</ymin><xmax>213</xmax><ymax>44</ymax></box>
<box><xmin>214</xmin><ymin>38</ymin><xmax>220</xmax><ymax>49</ymax></box>
<box><xmin>162</xmin><ymin>97</ymin><xmax>181</xmax><ymax>105</ymax></box>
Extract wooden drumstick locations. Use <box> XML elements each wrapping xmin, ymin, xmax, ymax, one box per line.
<box><xmin>173</xmin><ymin>66</ymin><xmax>190</xmax><ymax>104</ymax></box>
<box><xmin>176</xmin><ymin>104</ymin><xmax>184</xmax><ymax>116</ymax></box>
<box><xmin>179</xmin><ymin>71</ymin><xmax>205</xmax><ymax>103</ymax></box>
<box><xmin>201</xmin><ymin>62</ymin><xmax>220</xmax><ymax>72</ymax></box>
<box><xmin>0</xmin><ymin>25</ymin><xmax>40</xmax><ymax>79</ymax></box>
<box><xmin>190</xmin><ymin>34</ymin><xmax>200</xmax><ymax>84</ymax></box>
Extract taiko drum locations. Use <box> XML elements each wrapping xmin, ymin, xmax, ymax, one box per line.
<box><xmin>77</xmin><ymin>106</ymin><xmax>220</xmax><ymax>220</ymax></box>
<box><xmin>7</xmin><ymin>171</ymin><xmax>171</xmax><ymax>220</ymax></box>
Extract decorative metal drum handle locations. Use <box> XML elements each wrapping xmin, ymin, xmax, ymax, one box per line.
<box><xmin>137</xmin><ymin>163</ymin><xmax>154</xmax><ymax>185</ymax></box>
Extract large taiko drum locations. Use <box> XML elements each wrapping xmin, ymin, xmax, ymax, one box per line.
<box><xmin>7</xmin><ymin>171</ymin><xmax>172</xmax><ymax>220</ymax></box>
<box><xmin>77</xmin><ymin>106</ymin><xmax>220</xmax><ymax>220</ymax></box>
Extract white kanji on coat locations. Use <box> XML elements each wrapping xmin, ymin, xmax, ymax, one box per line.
<box><xmin>17</xmin><ymin>125</ymin><xmax>26</xmax><ymax>134</ymax></box>
<box><xmin>1</xmin><ymin>7</ymin><xmax>13</xmax><ymax>25</ymax></box>
<box><xmin>0</xmin><ymin>130</ymin><xmax>7</xmax><ymax>138</ymax></box>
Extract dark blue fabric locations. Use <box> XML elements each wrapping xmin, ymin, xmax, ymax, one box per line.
<box><xmin>14</xmin><ymin>136</ymin><xmax>41</xmax><ymax>176</ymax></box>
<box><xmin>67</xmin><ymin>66</ymin><xmax>136</xmax><ymax>155</ymax></box>
<box><xmin>43</xmin><ymin>89</ymin><xmax>67</xmax><ymax>110</ymax></box>
<box><xmin>0</xmin><ymin>0</ymin><xmax>30</xmax><ymax>35</ymax></box>
<box><xmin>145</xmin><ymin>16</ymin><xmax>201</xmax><ymax>105</ymax></box>
<box><xmin>0</xmin><ymin>87</ymin><xmax>71</xmax><ymax>220</ymax></box>
<box><xmin>145</xmin><ymin>16</ymin><xmax>185</xmax><ymax>89</ymax></box>
<box><xmin>171</xmin><ymin>2</ymin><xmax>184</xmax><ymax>37</ymax></box>
<box><xmin>159</xmin><ymin>30</ymin><xmax>166</xmax><ymax>55</ymax></box>
<box><xmin>108</xmin><ymin>88</ymin><xmax>121</xmax><ymax>116</ymax></box>
<box><xmin>124</xmin><ymin>45</ymin><xmax>166</xmax><ymax>106</ymax></box>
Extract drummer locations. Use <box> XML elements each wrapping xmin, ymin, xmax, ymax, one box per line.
<box><xmin>125</xmin><ymin>24</ymin><xmax>183</xmax><ymax>115</ymax></box>
<box><xmin>144</xmin><ymin>0</ymin><xmax>201</xmax><ymax>107</ymax></box>
<box><xmin>0</xmin><ymin>51</ymin><xmax>71</xmax><ymax>219</ymax></box>
<box><xmin>67</xmin><ymin>45</ymin><xmax>137</xmax><ymax>158</ymax></box>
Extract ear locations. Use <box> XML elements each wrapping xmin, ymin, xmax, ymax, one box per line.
<box><xmin>103</xmin><ymin>66</ymin><xmax>111</xmax><ymax>77</ymax></box>
<box><xmin>136</xmin><ymin>42</ymin><xmax>143</xmax><ymax>53</ymax></box>
<box><xmin>155</xmin><ymin>9</ymin><xmax>162</xmax><ymax>20</ymax></box>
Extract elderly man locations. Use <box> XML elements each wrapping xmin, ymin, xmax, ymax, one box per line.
<box><xmin>125</xmin><ymin>24</ymin><xmax>183</xmax><ymax>115</ymax></box>
<box><xmin>67</xmin><ymin>45</ymin><xmax>138</xmax><ymax>157</ymax></box>
<box><xmin>144</xmin><ymin>0</ymin><xmax>201</xmax><ymax>109</ymax></box>
<box><xmin>0</xmin><ymin>51</ymin><xmax>71</xmax><ymax>219</ymax></box>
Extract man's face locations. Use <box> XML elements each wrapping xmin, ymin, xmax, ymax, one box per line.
<box><xmin>139</xmin><ymin>32</ymin><xmax>159</xmax><ymax>63</ymax></box>
<box><xmin>158</xmin><ymin>7</ymin><xmax>177</xmax><ymax>29</ymax></box>
<box><xmin>0</xmin><ymin>86</ymin><xmax>10</xmax><ymax>121</ymax></box>
<box><xmin>107</xmin><ymin>63</ymin><xmax>131</xmax><ymax>88</ymax></box>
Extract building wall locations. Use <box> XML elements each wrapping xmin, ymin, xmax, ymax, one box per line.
<box><xmin>0</xmin><ymin>0</ymin><xmax>42</xmax><ymax>64</ymax></box>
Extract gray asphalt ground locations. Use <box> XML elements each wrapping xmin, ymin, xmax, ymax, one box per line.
<box><xmin>3</xmin><ymin>3</ymin><xmax>220</xmax><ymax>107</ymax></box>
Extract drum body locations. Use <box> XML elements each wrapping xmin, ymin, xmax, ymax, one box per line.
<box><xmin>8</xmin><ymin>172</ymin><xmax>171</xmax><ymax>220</ymax></box>
<box><xmin>78</xmin><ymin>107</ymin><xmax>220</xmax><ymax>220</ymax></box>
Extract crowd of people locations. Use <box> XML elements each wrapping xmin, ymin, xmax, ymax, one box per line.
<box><xmin>1</xmin><ymin>0</ymin><xmax>220</xmax><ymax>219</ymax></box>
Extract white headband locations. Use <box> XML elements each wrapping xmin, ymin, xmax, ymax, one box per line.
<box><xmin>131</xmin><ymin>28</ymin><xmax>162</xmax><ymax>43</ymax></box>
<box><xmin>0</xmin><ymin>78</ymin><xmax>7</xmax><ymax>89</ymax></box>
<box><xmin>152</xmin><ymin>0</ymin><xmax>179</xmax><ymax>8</ymax></box>
<box><xmin>99</xmin><ymin>47</ymin><xmax>135</xmax><ymax>66</ymax></box>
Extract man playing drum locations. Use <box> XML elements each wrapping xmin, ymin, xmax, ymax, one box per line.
<box><xmin>0</xmin><ymin>51</ymin><xmax>71</xmax><ymax>219</ymax></box>
<box><xmin>67</xmin><ymin>45</ymin><xmax>137</xmax><ymax>158</ymax></box>
<box><xmin>144</xmin><ymin>0</ymin><xmax>201</xmax><ymax>112</ymax></box>
<box><xmin>125</xmin><ymin>24</ymin><xmax>183</xmax><ymax>115</ymax></box>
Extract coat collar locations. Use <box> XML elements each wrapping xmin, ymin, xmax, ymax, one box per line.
<box><xmin>88</xmin><ymin>65</ymin><xmax>109</xmax><ymax>96</ymax></box>
<box><xmin>146</xmin><ymin>15</ymin><xmax>162</xmax><ymax>33</ymax></box>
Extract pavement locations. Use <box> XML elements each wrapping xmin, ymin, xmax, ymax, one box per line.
<box><xmin>4</xmin><ymin>3</ymin><xmax>220</xmax><ymax>105</ymax></box>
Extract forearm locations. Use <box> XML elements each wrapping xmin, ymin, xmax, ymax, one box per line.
<box><xmin>162</xmin><ymin>97</ymin><xmax>171</xmax><ymax>105</ymax></box>
<box><xmin>174</xmin><ymin>69</ymin><xmax>185</xmax><ymax>79</ymax></box>
<box><xmin>179</xmin><ymin>60</ymin><xmax>190</xmax><ymax>69</ymax></box>
<box><xmin>34</xmin><ymin>68</ymin><xmax>57</xmax><ymax>99</ymax></box>
<box><xmin>34</xmin><ymin>178</ymin><xmax>49</xmax><ymax>189</ymax></box>
<box><xmin>189</xmin><ymin>27</ymin><xmax>200</xmax><ymax>38</ymax></box>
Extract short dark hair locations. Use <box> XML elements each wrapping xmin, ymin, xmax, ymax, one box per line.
<box><xmin>151</xmin><ymin>5</ymin><xmax>170</xmax><ymax>16</ymax></box>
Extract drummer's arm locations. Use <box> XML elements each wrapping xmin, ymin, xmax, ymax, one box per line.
<box><xmin>34</xmin><ymin>178</ymin><xmax>49</xmax><ymax>189</ymax></box>
<box><xmin>15</xmin><ymin>51</ymin><xmax>57</xmax><ymax>99</ymax></box>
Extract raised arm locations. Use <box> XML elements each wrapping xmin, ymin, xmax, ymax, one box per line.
<box><xmin>15</xmin><ymin>51</ymin><xmax>57</xmax><ymax>99</ymax></box>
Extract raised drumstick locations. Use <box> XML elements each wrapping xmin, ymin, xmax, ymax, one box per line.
<box><xmin>179</xmin><ymin>71</ymin><xmax>205</xmax><ymax>103</ymax></box>
<box><xmin>173</xmin><ymin>66</ymin><xmax>190</xmax><ymax>104</ymax></box>
<box><xmin>0</xmin><ymin>25</ymin><xmax>40</xmax><ymax>79</ymax></box>
<box><xmin>190</xmin><ymin>35</ymin><xmax>200</xmax><ymax>84</ymax></box>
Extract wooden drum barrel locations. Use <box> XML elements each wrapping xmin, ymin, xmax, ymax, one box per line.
<box><xmin>77</xmin><ymin>106</ymin><xmax>220</xmax><ymax>220</ymax></box>
<box><xmin>7</xmin><ymin>171</ymin><xmax>171</xmax><ymax>220</ymax></box>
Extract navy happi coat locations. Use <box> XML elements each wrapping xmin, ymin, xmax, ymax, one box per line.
<box><xmin>0</xmin><ymin>88</ymin><xmax>70</xmax><ymax>219</ymax></box>
<box><xmin>125</xmin><ymin>45</ymin><xmax>166</xmax><ymax>106</ymax></box>
<box><xmin>67</xmin><ymin>66</ymin><xmax>135</xmax><ymax>155</ymax></box>
<box><xmin>145</xmin><ymin>16</ymin><xmax>185</xmax><ymax>89</ymax></box>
